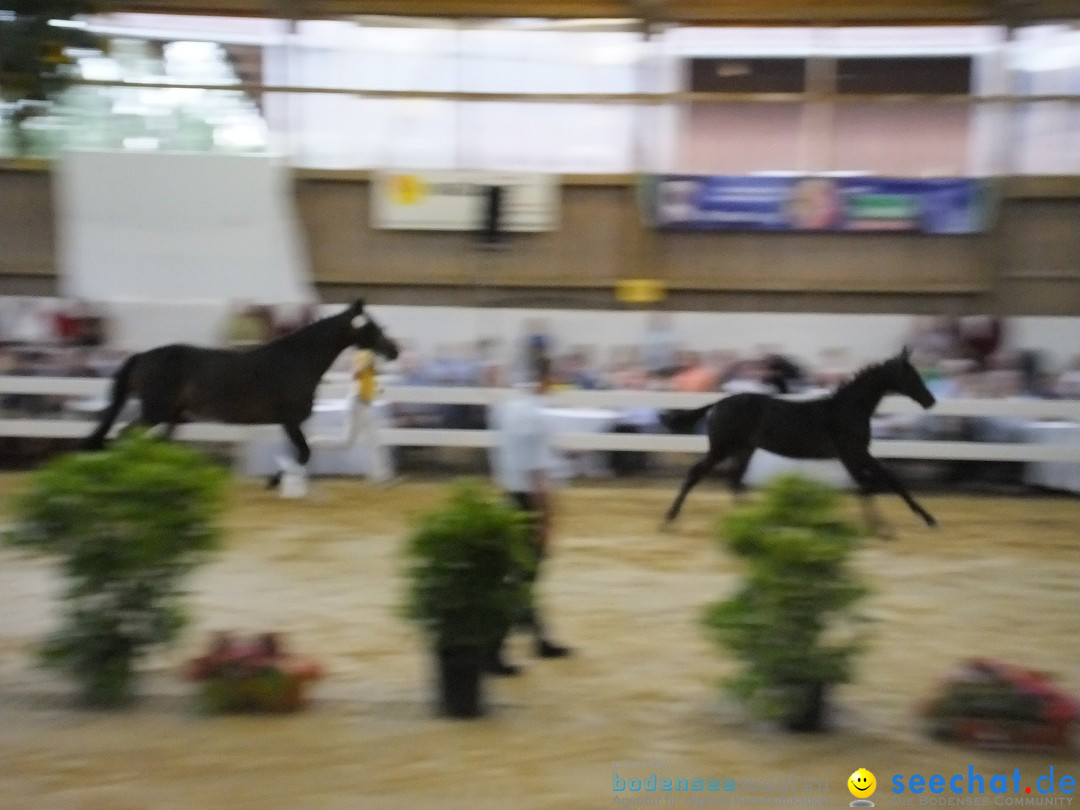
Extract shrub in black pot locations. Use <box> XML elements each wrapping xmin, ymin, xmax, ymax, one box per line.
<box><xmin>401</xmin><ymin>480</ymin><xmax>533</xmax><ymax>718</ymax></box>
<box><xmin>4</xmin><ymin>433</ymin><xmax>226</xmax><ymax>707</ymax></box>
<box><xmin>702</xmin><ymin>474</ymin><xmax>872</xmax><ymax>732</ymax></box>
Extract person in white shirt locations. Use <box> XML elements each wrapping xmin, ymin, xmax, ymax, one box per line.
<box><xmin>487</xmin><ymin>354</ymin><xmax>571</xmax><ymax>675</ymax></box>
<box><xmin>352</xmin><ymin>348</ymin><xmax>394</xmax><ymax>484</ymax></box>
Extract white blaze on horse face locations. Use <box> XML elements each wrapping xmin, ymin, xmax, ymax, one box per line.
<box><xmin>351</xmin><ymin>314</ymin><xmax>369</xmax><ymax>329</ymax></box>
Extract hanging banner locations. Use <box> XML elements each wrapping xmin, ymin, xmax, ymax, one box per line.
<box><xmin>371</xmin><ymin>170</ymin><xmax>559</xmax><ymax>232</ymax></box>
<box><xmin>644</xmin><ymin>175</ymin><xmax>991</xmax><ymax>234</ymax></box>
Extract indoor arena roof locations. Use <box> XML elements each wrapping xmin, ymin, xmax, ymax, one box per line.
<box><xmin>88</xmin><ymin>0</ymin><xmax>1080</xmax><ymax>26</ymax></box>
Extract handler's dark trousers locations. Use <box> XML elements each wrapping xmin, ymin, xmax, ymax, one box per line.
<box><xmin>484</xmin><ymin>491</ymin><xmax>551</xmax><ymax>669</ymax></box>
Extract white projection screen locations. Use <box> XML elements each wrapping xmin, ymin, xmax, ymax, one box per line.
<box><xmin>56</xmin><ymin>149</ymin><xmax>315</xmax><ymax>305</ymax></box>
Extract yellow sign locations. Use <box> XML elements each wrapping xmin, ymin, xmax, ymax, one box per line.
<box><xmin>615</xmin><ymin>278</ymin><xmax>666</xmax><ymax>304</ymax></box>
<box><xmin>390</xmin><ymin>174</ymin><xmax>427</xmax><ymax>205</ymax></box>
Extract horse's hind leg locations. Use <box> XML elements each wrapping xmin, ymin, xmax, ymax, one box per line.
<box><xmin>664</xmin><ymin>450</ymin><xmax>722</xmax><ymax>524</ymax></box>
<box><xmin>726</xmin><ymin>447</ymin><xmax>756</xmax><ymax>504</ymax></box>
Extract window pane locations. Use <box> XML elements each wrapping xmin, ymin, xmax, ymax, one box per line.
<box><xmin>836</xmin><ymin>57</ymin><xmax>972</xmax><ymax>95</ymax></box>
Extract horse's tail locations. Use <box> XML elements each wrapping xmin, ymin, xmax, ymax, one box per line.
<box><xmin>83</xmin><ymin>353</ymin><xmax>138</xmax><ymax>450</ymax></box>
<box><xmin>659</xmin><ymin>402</ymin><xmax>714</xmax><ymax>435</ymax></box>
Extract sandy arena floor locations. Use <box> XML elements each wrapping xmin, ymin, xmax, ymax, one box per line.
<box><xmin>0</xmin><ymin>473</ymin><xmax>1077</xmax><ymax>810</ymax></box>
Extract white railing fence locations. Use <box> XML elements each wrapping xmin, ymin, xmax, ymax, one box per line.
<box><xmin>2</xmin><ymin>375</ymin><xmax>1080</xmax><ymax>467</ymax></box>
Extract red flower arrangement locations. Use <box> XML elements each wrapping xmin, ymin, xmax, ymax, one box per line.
<box><xmin>921</xmin><ymin>658</ymin><xmax>1079</xmax><ymax>752</ymax></box>
<box><xmin>185</xmin><ymin>632</ymin><xmax>324</xmax><ymax>713</ymax></box>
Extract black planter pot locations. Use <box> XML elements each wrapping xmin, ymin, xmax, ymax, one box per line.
<box><xmin>782</xmin><ymin>681</ymin><xmax>829</xmax><ymax>733</ymax></box>
<box><xmin>435</xmin><ymin>646</ymin><xmax>484</xmax><ymax>719</ymax></box>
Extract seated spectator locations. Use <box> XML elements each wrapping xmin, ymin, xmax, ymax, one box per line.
<box><xmin>1016</xmin><ymin>349</ymin><xmax>1056</xmax><ymax>398</ymax></box>
<box><xmin>1054</xmin><ymin>354</ymin><xmax>1080</xmax><ymax>399</ymax></box>
<box><xmin>475</xmin><ymin>338</ymin><xmax>504</xmax><ymax>388</ymax></box>
<box><xmin>391</xmin><ymin>346</ymin><xmax>441</xmax><ymax>429</ymax></box>
<box><xmin>75</xmin><ymin>301</ymin><xmax>110</xmax><ymax>348</ymax></box>
<box><xmin>514</xmin><ymin>317</ymin><xmax>554</xmax><ymax>385</ymax></box>
<box><xmin>920</xmin><ymin>358</ymin><xmax>981</xmax><ymax>442</ymax></box>
<box><xmin>959</xmin><ymin>315</ymin><xmax>1005</xmax><ymax>370</ymax></box>
<box><xmin>907</xmin><ymin>314</ymin><xmax>962</xmax><ymax>362</ymax></box>
<box><xmin>10</xmin><ymin>299</ymin><xmax>54</xmax><ymax>345</ymax></box>
<box><xmin>559</xmin><ymin>347</ymin><xmax>603</xmax><ymax>390</ymax></box>
<box><xmin>272</xmin><ymin>303</ymin><xmax>317</xmax><ymax>338</ymax></box>
<box><xmin>641</xmin><ymin>311</ymin><xmax>680</xmax><ymax>378</ymax></box>
<box><xmin>609</xmin><ymin>371</ymin><xmax>661</xmax><ymax>477</ymax></box>
<box><xmin>53</xmin><ymin>301</ymin><xmax>82</xmax><ymax>346</ymax></box>
<box><xmin>976</xmin><ymin>366</ymin><xmax>1031</xmax><ymax>443</ymax></box>
<box><xmin>756</xmin><ymin>343</ymin><xmax>807</xmax><ymax>394</ymax></box>
<box><xmin>721</xmin><ymin>356</ymin><xmax>777</xmax><ymax>395</ymax></box>
<box><xmin>602</xmin><ymin>345</ymin><xmax>645</xmax><ymax>390</ymax></box>
<box><xmin>671</xmin><ymin>350</ymin><xmax>717</xmax><ymax>393</ymax></box>
<box><xmin>811</xmin><ymin>346</ymin><xmax>855</xmax><ymax>391</ymax></box>
<box><xmin>224</xmin><ymin>301</ymin><xmax>272</xmax><ymax>347</ymax></box>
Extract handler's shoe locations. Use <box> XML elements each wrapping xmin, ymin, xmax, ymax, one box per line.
<box><xmin>484</xmin><ymin>658</ymin><xmax>522</xmax><ymax>677</ymax></box>
<box><xmin>535</xmin><ymin>639</ymin><xmax>572</xmax><ymax>659</ymax></box>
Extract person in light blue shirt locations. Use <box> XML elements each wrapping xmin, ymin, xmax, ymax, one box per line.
<box><xmin>487</xmin><ymin>354</ymin><xmax>571</xmax><ymax>675</ymax></box>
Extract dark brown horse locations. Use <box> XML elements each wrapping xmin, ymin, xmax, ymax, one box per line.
<box><xmin>662</xmin><ymin>348</ymin><xmax>937</xmax><ymax>536</ymax></box>
<box><xmin>84</xmin><ymin>300</ymin><xmax>399</xmax><ymax>480</ymax></box>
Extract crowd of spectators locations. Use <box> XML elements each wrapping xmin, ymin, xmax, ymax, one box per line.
<box><xmin>387</xmin><ymin>313</ymin><xmax>1077</xmax><ymax>421</ymax></box>
<box><xmin>380</xmin><ymin>313</ymin><xmax>1079</xmax><ymax>482</ymax></box>
<box><xmin>0</xmin><ymin>298</ymin><xmax>122</xmax><ymax>419</ymax></box>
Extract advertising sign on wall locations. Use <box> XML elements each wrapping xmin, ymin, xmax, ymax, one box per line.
<box><xmin>371</xmin><ymin>170</ymin><xmax>559</xmax><ymax>232</ymax></box>
<box><xmin>644</xmin><ymin>174</ymin><xmax>991</xmax><ymax>234</ymax></box>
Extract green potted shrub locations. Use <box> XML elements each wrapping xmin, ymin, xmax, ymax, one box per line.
<box><xmin>702</xmin><ymin>474</ymin><xmax>872</xmax><ymax>732</ymax></box>
<box><xmin>401</xmin><ymin>479</ymin><xmax>534</xmax><ymax>718</ymax></box>
<box><xmin>4</xmin><ymin>433</ymin><xmax>226</xmax><ymax>708</ymax></box>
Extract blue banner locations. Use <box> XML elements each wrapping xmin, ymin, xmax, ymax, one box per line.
<box><xmin>646</xmin><ymin>175</ymin><xmax>990</xmax><ymax>234</ymax></box>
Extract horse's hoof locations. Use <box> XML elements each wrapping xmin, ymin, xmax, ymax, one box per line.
<box><xmin>924</xmin><ymin>516</ymin><xmax>938</xmax><ymax>528</ymax></box>
<box><xmin>266</xmin><ymin>473</ymin><xmax>282</xmax><ymax>490</ymax></box>
<box><xmin>871</xmin><ymin>524</ymin><xmax>895</xmax><ymax>541</ymax></box>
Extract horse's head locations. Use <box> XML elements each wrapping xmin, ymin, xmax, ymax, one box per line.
<box><xmin>348</xmin><ymin>300</ymin><xmax>399</xmax><ymax>361</ymax></box>
<box><xmin>889</xmin><ymin>346</ymin><xmax>936</xmax><ymax>409</ymax></box>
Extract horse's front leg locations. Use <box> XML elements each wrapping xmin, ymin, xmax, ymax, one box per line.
<box><xmin>267</xmin><ymin>422</ymin><xmax>313</xmax><ymax>491</ymax></box>
<box><xmin>836</xmin><ymin>452</ymin><xmax>893</xmax><ymax>540</ymax></box>
<box><xmin>842</xmin><ymin>448</ymin><xmax>936</xmax><ymax>531</ymax></box>
<box><xmin>282</xmin><ymin>422</ymin><xmax>312</xmax><ymax>467</ymax></box>
<box><xmin>859</xmin><ymin>453</ymin><xmax>937</xmax><ymax>528</ymax></box>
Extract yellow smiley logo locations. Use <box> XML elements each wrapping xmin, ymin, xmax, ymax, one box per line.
<box><xmin>848</xmin><ymin>768</ymin><xmax>877</xmax><ymax>798</ymax></box>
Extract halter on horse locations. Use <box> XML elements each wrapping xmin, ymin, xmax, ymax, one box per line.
<box><xmin>84</xmin><ymin>299</ymin><xmax>399</xmax><ymax>483</ymax></box>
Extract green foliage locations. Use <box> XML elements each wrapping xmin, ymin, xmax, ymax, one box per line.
<box><xmin>701</xmin><ymin>474</ymin><xmax>872</xmax><ymax>723</ymax></box>
<box><xmin>196</xmin><ymin>669</ymin><xmax>297</xmax><ymax>715</ymax></box>
<box><xmin>0</xmin><ymin>2</ymin><xmax>103</xmax><ymax>104</ymax></box>
<box><xmin>401</xmin><ymin>480</ymin><xmax>534</xmax><ymax>651</ymax></box>
<box><xmin>4</xmin><ymin>434</ymin><xmax>227</xmax><ymax>707</ymax></box>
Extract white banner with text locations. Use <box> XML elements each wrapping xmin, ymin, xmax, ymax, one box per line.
<box><xmin>371</xmin><ymin>170</ymin><xmax>559</xmax><ymax>232</ymax></box>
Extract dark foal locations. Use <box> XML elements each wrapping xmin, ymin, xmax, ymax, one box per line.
<box><xmin>84</xmin><ymin>299</ymin><xmax>399</xmax><ymax>484</ymax></box>
<box><xmin>662</xmin><ymin>348</ymin><xmax>937</xmax><ymax>537</ymax></box>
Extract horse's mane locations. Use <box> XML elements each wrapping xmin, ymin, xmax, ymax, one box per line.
<box><xmin>259</xmin><ymin>306</ymin><xmax>349</xmax><ymax>351</ymax></box>
<box><xmin>834</xmin><ymin>354</ymin><xmax>900</xmax><ymax>395</ymax></box>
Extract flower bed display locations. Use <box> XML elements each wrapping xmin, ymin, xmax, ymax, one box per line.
<box><xmin>185</xmin><ymin>632</ymin><xmax>324</xmax><ymax>714</ymax></box>
<box><xmin>921</xmin><ymin>658</ymin><xmax>1079</xmax><ymax>752</ymax></box>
